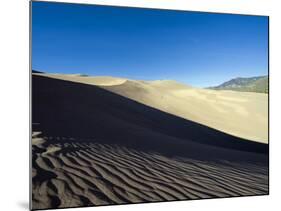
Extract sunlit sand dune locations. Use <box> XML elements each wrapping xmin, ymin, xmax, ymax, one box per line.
<box><xmin>105</xmin><ymin>80</ymin><xmax>268</xmax><ymax>143</ymax></box>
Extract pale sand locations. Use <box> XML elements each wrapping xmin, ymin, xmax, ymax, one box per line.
<box><xmin>32</xmin><ymin>73</ymin><xmax>268</xmax><ymax>209</ymax></box>
<box><xmin>35</xmin><ymin>73</ymin><xmax>268</xmax><ymax>143</ymax></box>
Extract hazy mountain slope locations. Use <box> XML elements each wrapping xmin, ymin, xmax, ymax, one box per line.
<box><xmin>209</xmin><ymin>76</ymin><xmax>269</xmax><ymax>93</ymax></box>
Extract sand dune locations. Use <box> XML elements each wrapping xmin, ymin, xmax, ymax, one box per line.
<box><xmin>32</xmin><ymin>131</ymin><xmax>268</xmax><ymax>209</ymax></box>
<box><xmin>104</xmin><ymin>80</ymin><xmax>268</xmax><ymax>143</ymax></box>
<box><xmin>32</xmin><ymin>73</ymin><xmax>268</xmax><ymax>210</ymax></box>
<box><xmin>35</xmin><ymin>73</ymin><xmax>268</xmax><ymax>143</ymax></box>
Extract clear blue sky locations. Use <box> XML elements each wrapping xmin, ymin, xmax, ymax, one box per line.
<box><xmin>32</xmin><ymin>2</ymin><xmax>268</xmax><ymax>87</ymax></box>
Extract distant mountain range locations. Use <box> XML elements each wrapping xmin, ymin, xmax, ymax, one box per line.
<box><xmin>208</xmin><ymin>76</ymin><xmax>269</xmax><ymax>93</ymax></box>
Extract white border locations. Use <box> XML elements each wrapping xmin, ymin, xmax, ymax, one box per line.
<box><xmin>1</xmin><ymin>0</ymin><xmax>280</xmax><ymax>211</ymax></box>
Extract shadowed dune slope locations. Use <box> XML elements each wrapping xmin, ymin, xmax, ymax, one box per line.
<box><xmin>32</xmin><ymin>74</ymin><xmax>268</xmax><ymax>210</ymax></box>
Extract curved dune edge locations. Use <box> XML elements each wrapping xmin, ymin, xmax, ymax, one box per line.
<box><xmin>33</xmin><ymin>73</ymin><xmax>128</xmax><ymax>86</ymax></box>
<box><xmin>32</xmin><ymin>73</ymin><xmax>268</xmax><ymax>143</ymax></box>
<box><xmin>32</xmin><ymin>132</ymin><xmax>268</xmax><ymax>210</ymax></box>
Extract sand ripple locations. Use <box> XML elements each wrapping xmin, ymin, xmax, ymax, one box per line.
<box><xmin>32</xmin><ymin>132</ymin><xmax>268</xmax><ymax>210</ymax></box>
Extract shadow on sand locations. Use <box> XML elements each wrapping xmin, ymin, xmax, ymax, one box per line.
<box><xmin>32</xmin><ymin>74</ymin><xmax>268</xmax><ymax>164</ymax></box>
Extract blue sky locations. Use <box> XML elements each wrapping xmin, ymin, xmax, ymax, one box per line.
<box><xmin>32</xmin><ymin>2</ymin><xmax>268</xmax><ymax>87</ymax></box>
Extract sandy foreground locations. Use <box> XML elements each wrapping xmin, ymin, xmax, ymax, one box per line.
<box><xmin>32</xmin><ymin>73</ymin><xmax>268</xmax><ymax>210</ymax></box>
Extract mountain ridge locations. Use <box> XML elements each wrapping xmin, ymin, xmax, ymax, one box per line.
<box><xmin>208</xmin><ymin>75</ymin><xmax>268</xmax><ymax>93</ymax></box>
